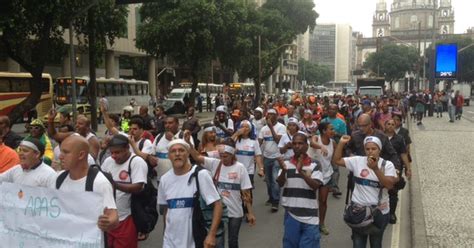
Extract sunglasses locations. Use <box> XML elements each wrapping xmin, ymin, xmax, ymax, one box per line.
<box><xmin>28</xmin><ymin>126</ymin><xmax>42</xmax><ymax>130</ymax></box>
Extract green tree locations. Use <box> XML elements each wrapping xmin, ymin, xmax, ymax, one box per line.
<box><xmin>364</xmin><ymin>44</ymin><xmax>419</xmax><ymax>88</ymax></box>
<box><xmin>0</xmin><ymin>0</ymin><xmax>127</xmax><ymax>123</ymax></box>
<box><xmin>297</xmin><ymin>59</ymin><xmax>332</xmax><ymax>85</ymax></box>
<box><xmin>234</xmin><ymin>0</ymin><xmax>318</xmax><ymax>106</ymax></box>
<box><xmin>137</xmin><ymin>0</ymin><xmax>232</xmax><ymax>105</ymax></box>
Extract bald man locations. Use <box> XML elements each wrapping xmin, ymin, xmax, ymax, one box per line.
<box><xmin>47</xmin><ymin>109</ymin><xmax>100</xmax><ymax>160</ymax></box>
<box><xmin>55</xmin><ymin>135</ymin><xmax>118</xmax><ymax>232</ymax></box>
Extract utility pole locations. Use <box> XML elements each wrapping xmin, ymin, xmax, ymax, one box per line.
<box><xmin>417</xmin><ymin>21</ymin><xmax>421</xmax><ymax>90</ymax></box>
<box><xmin>257</xmin><ymin>35</ymin><xmax>262</xmax><ymax>108</ymax></box>
<box><xmin>430</xmin><ymin>0</ymin><xmax>438</xmax><ymax>92</ymax></box>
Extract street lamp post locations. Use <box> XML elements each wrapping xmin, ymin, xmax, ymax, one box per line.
<box><xmin>69</xmin><ymin>0</ymin><xmax>99</xmax><ymax>122</ymax></box>
<box><xmin>257</xmin><ymin>42</ymin><xmax>296</xmax><ymax>96</ymax></box>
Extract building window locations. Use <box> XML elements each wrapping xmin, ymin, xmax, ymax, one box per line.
<box><xmin>428</xmin><ymin>15</ymin><xmax>433</xmax><ymax>28</ymax></box>
<box><xmin>395</xmin><ymin>17</ymin><xmax>400</xmax><ymax>28</ymax></box>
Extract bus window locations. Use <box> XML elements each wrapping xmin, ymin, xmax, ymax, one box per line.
<box><xmin>98</xmin><ymin>83</ymin><xmax>107</xmax><ymax>96</ymax></box>
<box><xmin>138</xmin><ymin>84</ymin><xmax>143</xmax><ymax>95</ymax></box>
<box><xmin>126</xmin><ymin>84</ymin><xmax>132</xmax><ymax>95</ymax></box>
<box><xmin>0</xmin><ymin>79</ymin><xmax>10</xmax><ymax>92</ymax></box>
<box><xmin>144</xmin><ymin>84</ymin><xmax>148</xmax><ymax>95</ymax></box>
<box><xmin>119</xmin><ymin>84</ymin><xmax>125</xmax><ymax>96</ymax></box>
<box><xmin>133</xmin><ymin>84</ymin><xmax>138</xmax><ymax>95</ymax></box>
<box><xmin>105</xmin><ymin>83</ymin><xmax>114</xmax><ymax>96</ymax></box>
<box><xmin>11</xmin><ymin>79</ymin><xmax>30</xmax><ymax>92</ymax></box>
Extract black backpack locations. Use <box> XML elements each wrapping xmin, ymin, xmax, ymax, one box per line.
<box><xmin>127</xmin><ymin>155</ymin><xmax>159</xmax><ymax>235</ymax></box>
<box><xmin>56</xmin><ymin>165</ymin><xmax>115</xmax><ymax>248</ymax></box>
<box><xmin>56</xmin><ymin>164</ymin><xmax>116</xmax><ymax>198</ymax></box>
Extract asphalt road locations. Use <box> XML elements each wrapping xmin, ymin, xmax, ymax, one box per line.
<box><xmin>140</xmin><ymin>167</ymin><xmax>411</xmax><ymax>248</ymax></box>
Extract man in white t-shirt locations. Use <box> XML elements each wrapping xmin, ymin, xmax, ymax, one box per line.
<box><xmin>250</xmin><ymin>107</ymin><xmax>266</xmax><ymax>137</ymax></box>
<box><xmin>128</xmin><ymin>118</ymin><xmax>154</xmax><ymax>162</ymax></box>
<box><xmin>101</xmin><ymin>135</ymin><xmax>148</xmax><ymax>248</ymax></box>
<box><xmin>214</xmin><ymin>105</ymin><xmax>234</xmax><ymax>139</ymax></box>
<box><xmin>151</xmin><ymin>116</ymin><xmax>194</xmax><ymax>184</ymax></box>
<box><xmin>258</xmin><ymin>108</ymin><xmax>287</xmax><ymax>212</ymax></box>
<box><xmin>54</xmin><ymin>135</ymin><xmax>119</xmax><ymax>234</ymax></box>
<box><xmin>278</xmin><ymin>117</ymin><xmax>300</xmax><ymax>161</ymax></box>
<box><xmin>0</xmin><ymin>137</ymin><xmax>56</xmax><ymax>187</ymax></box>
<box><xmin>158</xmin><ymin>139</ymin><xmax>222</xmax><ymax>248</ymax></box>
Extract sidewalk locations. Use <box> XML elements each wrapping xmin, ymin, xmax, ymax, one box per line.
<box><xmin>409</xmin><ymin>115</ymin><xmax>474</xmax><ymax>247</ymax></box>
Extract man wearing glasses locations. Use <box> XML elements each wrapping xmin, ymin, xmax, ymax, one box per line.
<box><xmin>25</xmin><ymin>119</ymin><xmax>54</xmax><ymax>166</ymax></box>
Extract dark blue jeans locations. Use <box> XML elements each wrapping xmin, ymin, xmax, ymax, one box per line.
<box><xmin>227</xmin><ymin>217</ymin><xmax>243</xmax><ymax>248</ymax></box>
<box><xmin>283</xmin><ymin>211</ymin><xmax>321</xmax><ymax>248</ymax></box>
<box><xmin>352</xmin><ymin>213</ymin><xmax>390</xmax><ymax>248</ymax></box>
<box><xmin>264</xmin><ymin>157</ymin><xmax>280</xmax><ymax>203</ymax></box>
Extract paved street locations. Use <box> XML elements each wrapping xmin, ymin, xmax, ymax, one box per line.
<box><xmin>408</xmin><ymin>105</ymin><xmax>474</xmax><ymax>247</ymax></box>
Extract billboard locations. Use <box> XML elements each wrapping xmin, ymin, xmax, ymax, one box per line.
<box><xmin>435</xmin><ymin>44</ymin><xmax>458</xmax><ymax>79</ymax></box>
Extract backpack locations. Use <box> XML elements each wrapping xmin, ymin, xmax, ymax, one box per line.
<box><xmin>127</xmin><ymin>155</ymin><xmax>159</xmax><ymax>234</ymax></box>
<box><xmin>138</xmin><ymin>137</ymin><xmax>158</xmax><ymax>178</ymax></box>
<box><xmin>56</xmin><ymin>165</ymin><xmax>115</xmax><ymax>248</ymax></box>
<box><xmin>188</xmin><ymin>166</ymin><xmax>227</xmax><ymax>248</ymax></box>
<box><xmin>56</xmin><ymin>164</ymin><xmax>116</xmax><ymax>198</ymax></box>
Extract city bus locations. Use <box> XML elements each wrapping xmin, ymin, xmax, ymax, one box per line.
<box><xmin>0</xmin><ymin>72</ymin><xmax>53</xmax><ymax>121</ymax></box>
<box><xmin>54</xmin><ymin>77</ymin><xmax>149</xmax><ymax>115</ymax></box>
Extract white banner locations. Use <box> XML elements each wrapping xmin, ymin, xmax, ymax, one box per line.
<box><xmin>0</xmin><ymin>182</ymin><xmax>104</xmax><ymax>248</ymax></box>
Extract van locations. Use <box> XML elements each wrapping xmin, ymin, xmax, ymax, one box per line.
<box><xmin>162</xmin><ymin>88</ymin><xmax>200</xmax><ymax>114</ymax></box>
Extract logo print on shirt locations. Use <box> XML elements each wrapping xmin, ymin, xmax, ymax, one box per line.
<box><xmin>176</xmin><ymin>199</ymin><xmax>186</xmax><ymax>208</ymax></box>
<box><xmin>119</xmin><ymin>170</ymin><xmax>129</xmax><ymax>180</ymax></box>
<box><xmin>228</xmin><ymin>172</ymin><xmax>238</xmax><ymax>180</ymax></box>
<box><xmin>360</xmin><ymin>169</ymin><xmax>369</xmax><ymax>178</ymax></box>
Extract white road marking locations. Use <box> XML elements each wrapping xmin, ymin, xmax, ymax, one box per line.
<box><xmin>391</xmin><ymin>187</ymin><xmax>402</xmax><ymax>248</ymax></box>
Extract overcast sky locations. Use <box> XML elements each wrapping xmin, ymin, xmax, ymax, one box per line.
<box><xmin>313</xmin><ymin>0</ymin><xmax>473</xmax><ymax>37</ymax></box>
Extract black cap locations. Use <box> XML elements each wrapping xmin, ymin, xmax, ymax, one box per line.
<box><xmin>108</xmin><ymin>134</ymin><xmax>129</xmax><ymax>148</ymax></box>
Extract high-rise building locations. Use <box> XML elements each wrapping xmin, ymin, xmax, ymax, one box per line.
<box><xmin>309</xmin><ymin>23</ymin><xmax>354</xmax><ymax>85</ymax></box>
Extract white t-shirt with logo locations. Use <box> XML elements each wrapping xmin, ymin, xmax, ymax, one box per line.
<box><xmin>277</xmin><ymin>133</ymin><xmax>295</xmax><ymax>160</ymax></box>
<box><xmin>203</xmin><ymin>157</ymin><xmax>252</xmax><ymax>218</ymax></box>
<box><xmin>101</xmin><ymin>155</ymin><xmax>148</xmax><ymax>221</ymax></box>
<box><xmin>258</xmin><ymin>122</ymin><xmax>287</xmax><ymax>159</ymax></box>
<box><xmin>235</xmin><ymin>138</ymin><xmax>262</xmax><ymax>175</ymax></box>
<box><xmin>0</xmin><ymin>162</ymin><xmax>57</xmax><ymax>188</ymax></box>
<box><xmin>343</xmin><ymin>156</ymin><xmax>397</xmax><ymax>215</ymax></box>
<box><xmin>251</xmin><ymin>118</ymin><xmax>266</xmax><ymax>137</ymax></box>
<box><xmin>152</xmin><ymin>131</ymin><xmax>194</xmax><ymax>180</ymax></box>
<box><xmin>215</xmin><ymin>119</ymin><xmax>234</xmax><ymax>138</ymax></box>
<box><xmin>136</xmin><ymin>138</ymin><xmax>154</xmax><ymax>155</ymax></box>
<box><xmin>158</xmin><ymin>165</ymin><xmax>220</xmax><ymax>248</ymax></box>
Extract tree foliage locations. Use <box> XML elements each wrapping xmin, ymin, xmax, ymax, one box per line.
<box><xmin>297</xmin><ymin>59</ymin><xmax>332</xmax><ymax>85</ymax></box>
<box><xmin>0</xmin><ymin>0</ymin><xmax>127</xmax><ymax>123</ymax></box>
<box><xmin>137</xmin><ymin>0</ymin><xmax>318</xmax><ymax>106</ymax></box>
<box><xmin>363</xmin><ymin>44</ymin><xmax>419</xmax><ymax>84</ymax></box>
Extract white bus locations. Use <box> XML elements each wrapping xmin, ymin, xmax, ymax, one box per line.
<box><xmin>55</xmin><ymin>77</ymin><xmax>149</xmax><ymax>115</ymax></box>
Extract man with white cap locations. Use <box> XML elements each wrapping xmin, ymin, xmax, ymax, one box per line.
<box><xmin>278</xmin><ymin>117</ymin><xmax>301</xmax><ymax>161</ymax></box>
<box><xmin>250</xmin><ymin>107</ymin><xmax>266</xmax><ymax>137</ymax></box>
<box><xmin>158</xmin><ymin>138</ymin><xmax>222</xmax><ymax>248</ymax></box>
<box><xmin>258</xmin><ymin>108</ymin><xmax>287</xmax><ymax>212</ymax></box>
<box><xmin>0</xmin><ymin>137</ymin><xmax>56</xmax><ymax>187</ymax></box>
<box><xmin>213</xmin><ymin>105</ymin><xmax>234</xmax><ymax>139</ymax></box>
<box><xmin>333</xmin><ymin>134</ymin><xmax>397</xmax><ymax>248</ymax></box>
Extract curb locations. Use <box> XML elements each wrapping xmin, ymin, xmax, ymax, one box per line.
<box><xmin>407</xmin><ymin>120</ymin><xmax>429</xmax><ymax>248</ymax></box>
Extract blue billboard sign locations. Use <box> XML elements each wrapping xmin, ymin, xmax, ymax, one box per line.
<box><xmin>435</xmin><ymin>44</ymin><xmax>458</xmax><ymax>79</ymax></box>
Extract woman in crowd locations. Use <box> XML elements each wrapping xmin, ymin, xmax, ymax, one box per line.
<box><xmin>310</xmin><ymin>122</ymin><xmax>336</xmax><ymax>235</ymax></box>
<box><xmin>186</xmin><ymin>136</ymin><xmax>256</xmax><ymax>248</ymax></box>
<box><xmin>333</xmin><ymin>135</ymin><xmax>397</xmax><ymax>248</ymax></box>
<box><xmin>384</xmin><ymin>119</ymin><xmax>411</xmax><ymax>224</ymax></box>
<box><xmin>299</xmin><ymin>109</ymin><xmax>318</xmax><ymax>135</ymax></box>
<box><xmin>198</xmin><ymin>123</ymin><xmax>220</xmax><ymax>159</ymax></box>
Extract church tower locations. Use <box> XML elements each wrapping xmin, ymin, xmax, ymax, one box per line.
<box><xmin>372</xmin><ymin>0</ymin><xmax>390</xmax><ymax>37</ymax></box>
<box><xmin>437</xmin><ymin>0</ymin><xmax>455</xmax><ymax>34</ymax></box>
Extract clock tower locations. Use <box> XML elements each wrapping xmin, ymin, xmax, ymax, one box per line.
<box><xmin>372</xmin><ymin>0</ymin><xmax>390</xmax><ymax>37</ymax></box>
<box><xmin>438</xmin><ymin>0</ymin><xmax>455</xmax><ymax>34</ymax></box>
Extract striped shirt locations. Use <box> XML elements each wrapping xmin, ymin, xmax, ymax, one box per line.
<box><xmin>280</xmin><ymin>159</ymin><xmax>323</xmax><ymax>225</ymax></box>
